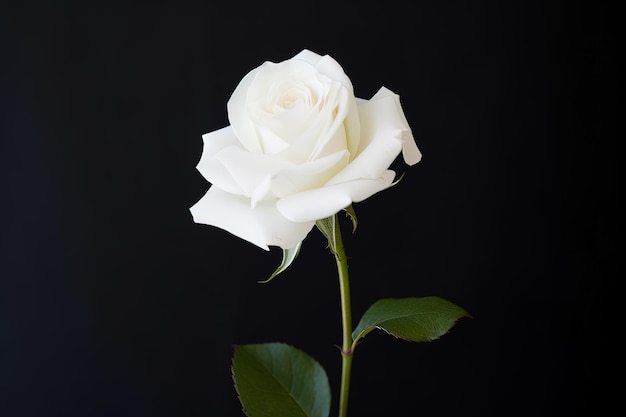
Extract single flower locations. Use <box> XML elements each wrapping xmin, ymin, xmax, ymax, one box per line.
<box><xmin>190</xmin><ymin>49</ymin><xmax>421</xmax><ymax>250</ymax></box>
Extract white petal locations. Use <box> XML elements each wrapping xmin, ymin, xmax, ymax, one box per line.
<box><xmin>210</xmin><ymin>146</ymin><xmax>293</xmax><ymax>197</ymax></box>
<box><xmin>371</xmin><ymin>87</ymin><xmax>422</xmax><ymax>165</ymax></box>
<box><xmin>276</xmin><ymin>171</ymin><xmax>396</xmax><ymax>222</ymax></box>
<box><xmin>253</xmin><ymin>150</ymin><xmax>348</xmax><ymax>205</ymax></box>
<box><xmin>197</xmin><ymin>126</ymin><xmax>239</xmax><ymax>174</ymax></box>
<box><xmin>326</xmin><ymin>90</ymin><xmax>418</xmax><ymax>185</ymax></box>
<box><xmin>190</xmin><ymin>186</ymin><xmax>315</xmax><ymax>250</ymax></box>
<box><xmin>227</xmin><ymin>66</ymin><xmax>264</xmax><ymax>153</ymax></box>
<box><xmin>307</xmin><ymin>82</ymin><xmax>350</xmax><ymax>160</ymax></box>
<box><xmin>269</xmin><ymin>150</ymin><xmax>349</xmax><ymax>197</ymax></box>
<box><xmin>293</xmin><ymin>50</ymin><xmax>355</xmax><ymax>93</ymax></box>
<box><xmin>196</xmin><ymin>127</ymin><xmax>246</xmax><ymax>195</ymax></box>
<box><xmin>292</xmin><ymin>49</ymin><xmax>323</xmax><ymax>65</ymax></box>
<box><xmin>327</xmin><ymin>127</ymin><xmax>402</xmax><ymax>186</ymax></box>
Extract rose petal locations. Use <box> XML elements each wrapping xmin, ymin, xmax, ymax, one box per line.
<box><xmin>293</xmin><ymin>49</ymin><xmax>354</xmax><ymax>94</ymax></box>
<box><xmin>209</xmin><ymin>146</ymin><xmax>293</xmax><ymax>197</ymax></box>
<box><xmin>196</xmin><ymin>127</ymin><xmax>247</xmax><ymax>195</ymax></box>
<box><xmin>325</xmin><ymin>90</ymin><xmax>416</xmax><ymax>185</ymax></box>
<box><xmin>326</xmin><ymin>127</ymin><xmax>402</xmax><ymax>186</ymax></box>
<box><xmin>276</xmin><ymin>170</ymin><xmax>396</xmax><ymax>222</ymax></box>
<box><xmin>190</xmin><ymin>186</ymin><xmax>315</xmax><ymax>250</ymax></box>
<box><xmin>252</xmin><ymin>149</ymin><xmax>349</xmax><ymax>206</ymax></box>
<box><xmin>293</xmin><ymin>50</ymin><xmax>361</xmax><ymax>159</ymax></box>
<box><xmin>248</xmin><ymin>59</ymin><xmax>323</xmax><ymax>153</ymax></box>
<box><xmin>197</xmin><ymin>126</ymin><xmax>240</xmax><ymax>171</ymax></box>
<box><xmin>307</xmin><ymin>81</ymin><xmax>351</xmax><ymax>160</ymax></box>
<box><xmin>227</xmin><ymin>66</ymin><xmax>265</xmax><ymax>153</ymax></box>
<box><xmin>269</xmin><ymin>150</ymin><xmax>349</xmax><ymax>197</ymax></box>
<box><xmin>370</xmin><ymin>87</ymin><xmax>422</xmax><ymax>165</ymax></box>
<box><xmin>291</xmin><ymin>49</ymin><xmax>321</xmax><ymax>65</ymax></box>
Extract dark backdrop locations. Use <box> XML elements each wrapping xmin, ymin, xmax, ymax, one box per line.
<box><xmin>1</xmin><ymin>1</ymin><xmax>618</xmax><ymax>416</ymax></box>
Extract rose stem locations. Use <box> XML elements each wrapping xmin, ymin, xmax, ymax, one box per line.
<box><xmin>332</xmin><ymin>213</ymin><xmax>353</xmax><ymax>417</ymax></box>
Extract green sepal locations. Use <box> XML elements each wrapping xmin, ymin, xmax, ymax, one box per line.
<box><xmin>259</xmin><ymin>241</ymin><xmax>302</xmax><ymax>283</ymax></box>
<box><xmin>344</xmin><ymin>204</ymin><xmax>358</xmax><ymax>233</ymax></box>
<box><xmin>352</xmin><ymin>296</ymin><xmax>471</xmax><ymax>345</ymax></box>
<box><xmin>232</xmin><ymin>342</ymin><xmax>331</xmax><ymax>417</ymax></box>
<box><xmin>315</xmin><ymin>206</ymin><xmax>357</xmax><ymax>256</ymax></box>
<box><xmin>315</xmin><ymin>215</ymin><xmax>337</xmax><ymax>255</ymax></box>
<box><xmin>392</xmin><ymin>171</ymin><xmax>406</xmax><ymax>186</ymax></box>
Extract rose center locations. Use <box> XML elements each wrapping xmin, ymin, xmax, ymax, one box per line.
<box><xmin>277</xmin><ymin>86</ymin><xmax>313</xmax><ymax>111</ymax></box>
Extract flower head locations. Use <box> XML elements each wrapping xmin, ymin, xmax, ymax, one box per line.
<box><xmin>190</xmin><ymin>49</ymin><xmax>421</xmax><ymax>250</ymax></box>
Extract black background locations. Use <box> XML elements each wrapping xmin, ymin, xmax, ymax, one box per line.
<box><xmin>1</xmin><ymin>1</ymin><xmax>618</xmax><ymax>416</ymax></box>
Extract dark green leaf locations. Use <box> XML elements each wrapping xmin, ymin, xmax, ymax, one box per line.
<box><xmin>352</xmin><ymin>297</ymin><xmax>471</xmax><ymax>344</ymax></box>
<box><xmin>232</xmin><ymin>342</ymin><xmax>331</xmax><ymax>417</ymax></box>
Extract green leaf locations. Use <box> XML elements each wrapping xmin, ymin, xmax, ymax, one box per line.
<box><xmin>352</xmin><ymin>296</ymin><xmax>471</xmax><ymax>345</ymax></box>
<box><xmin>232</xmin><ymin>342</ymin><xmax>331</xmax><ymax>417</ymax></box>
<box><xmin>259</xmin><ymin>242</ymin><xmax>302</xmax><ymax>283</ymax></box>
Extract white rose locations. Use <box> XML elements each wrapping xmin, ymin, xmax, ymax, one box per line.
<box><xmin>190</xmin><ymin>49</ymin><xmax>422</xmax><ymax>250</ymax></box>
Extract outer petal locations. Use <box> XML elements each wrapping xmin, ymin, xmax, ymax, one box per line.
<box><xmin>197</xmin><ymin>126</ymin><xmax>240</xmax><ymax>173</ymax></box>
<box><xmin>196</xmin><ymin>126</ymin><xmax>247</xmax><ymax>195</ymax></box>
<box><xmin>276</xmin><ymin>170</ymin><xmax>396</xmax><ymax>223</ymax></box>
<box><xmin>326</xmin><ymin>129</ymin><xmax>402</xmax><ymax>186</ymax></box>
<box><xmin>227</xmin><ymin>65</ymin><xmax>265</xmax><ymax>153</ymax></box>
<box><xmin>190</xmin><ymin>186</ymin><xmax>315</xmax><ymax>250</ymax></box>
<box><xmin>370</xmin><ymin>87</ymin><xmax>422</xmax><ymax>165</ymax></box>
<box><xmin>263</xmin><ymin>150</ymin><xmax>349</xmax><ymax>199</ymax></box>
<box><xmin>210</xmin><ymin>146</ymin><xmax>293</xmax><ymax>197</ymax></box>
<box><xmin>325</xmin><ymin>89</ymin><xmax>415</xmax><ymax>186</ymax></box>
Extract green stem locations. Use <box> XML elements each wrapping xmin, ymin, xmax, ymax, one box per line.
<box><xmin>332</xmin><ymin>214</ymin><xmax>353</xmax><ymax>417</ymax></box>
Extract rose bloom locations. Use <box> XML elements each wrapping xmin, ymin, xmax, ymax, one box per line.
<box><xmin>190</xmin><ymin>49</ymin><xmax>421</xmax><ymax>250</ymax></box>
